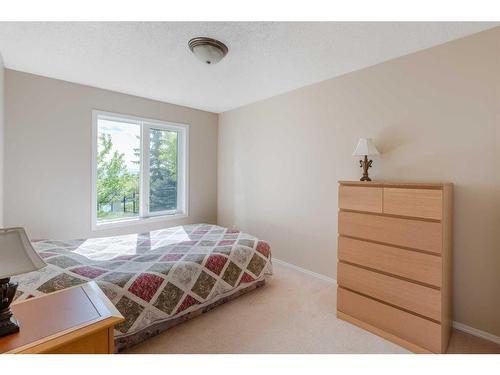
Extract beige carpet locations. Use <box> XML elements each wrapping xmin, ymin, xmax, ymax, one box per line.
<box><xmin>124</xmin><ymin>263</ymin><xmax>499</xmax><ymax>354</ymax></box>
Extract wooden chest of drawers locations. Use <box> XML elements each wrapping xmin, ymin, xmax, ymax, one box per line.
<box><xmin>336</xmin><ymin>181</ymin><xmax>453</xmax><ymax>353</ymax></box>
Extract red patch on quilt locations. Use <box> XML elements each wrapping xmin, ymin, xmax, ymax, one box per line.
<box><xmin>204</xmin><ymin>254</ymin><xmax>228</xmax><ymax>275</ymax></box>
<box><xmin>256</xmin><ymin>241</ymin><xmax>270</xmax><ymax>258</ymax></box>
<box><xmin>239</xmin><ymin>272</ymin><xmax>255</xmax><ymax>285</ymax></box>
<box><xmin>128</xmin><ymin>273</ymin><xmax>164</xmax><ymax>302</ymax></box>
<box><xmin>176</xmin><ymin>295</ymin><xmax>200</xmax><ymax>314</ymax></box>
<box><xmin>70</xmin><ymin>266</ymin><xmax>107</xmax><ymax>279</ymax></box>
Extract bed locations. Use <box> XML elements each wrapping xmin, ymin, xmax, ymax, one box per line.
<box><xmin>12</xmin><ymin>223</ymin><xmax>272</xmax><ymax>352</ymax></box>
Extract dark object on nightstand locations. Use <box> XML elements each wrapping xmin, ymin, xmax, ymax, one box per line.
<box><xmin>0</xmin><ymin>278</ymin><xmax>20</xmax><ymax>336</ymax></box>
<box><xmin>0</xmin><ymin>227</ymin><xmax>47</xmax><ymax>338</ymax></box>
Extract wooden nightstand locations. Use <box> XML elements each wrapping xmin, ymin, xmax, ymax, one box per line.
<box><xmin>0</xmin><ymin>282</ymin><xmax>124</xmax><ymax>354</ymax></box>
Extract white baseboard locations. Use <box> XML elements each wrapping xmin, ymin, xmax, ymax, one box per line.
<box><xmin>272</xmin><ymin>257</ymin><xmax>337</xmax><ymax>284</ymax></box>
<box><xmin>273</xmin><ymin>257</ymin><xmax>500</xmax><ymax>346</ymax></box>
<box><xmin>452</xmin><ymin>321</ymin><xmax>500</xmax><ymax>345</ymax></box>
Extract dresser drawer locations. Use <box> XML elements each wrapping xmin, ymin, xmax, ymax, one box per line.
<box><xmin>337</xmin><ymin>262</ymin><xmax>441</xmax><ymax>321</ymax></box>
<box><xmin>339</xmin><ymin>185</ymin><xmax>383</xmax><ymax>213</ymax></box>
<box><xmin>338</xmin><ymin>211</ymin><xmax>442</xmax><ymax>254</ymax></box>
<box><xmin>338</xmin><ymin>237</ymin><xmax>442</xmax><ymax>286</ymax></box>
<box><xmin>383</xmin><ymin>188</ymin><xmax>442</xmax><ymax>220</ymax></box>
<box><xmin>337</xmin><ymin>287</ymin><xmax>442</xmax><ymax>353</ymax></box>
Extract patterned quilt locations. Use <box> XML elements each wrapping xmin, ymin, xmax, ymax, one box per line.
<box><xmin>13</xmin><ymin>224</ymin><xmax>272</xmax><ymax>341</ymax></box>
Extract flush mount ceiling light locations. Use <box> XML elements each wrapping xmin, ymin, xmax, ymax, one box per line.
<box><xmin>188</xmin><ymin>37</ymin><xmax>228</xmax><ymax>65</ymax></box>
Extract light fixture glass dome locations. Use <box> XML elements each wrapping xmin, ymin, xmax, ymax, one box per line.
<box><xmin>188</xmin><ymin>37</ymin><xmax>228</xmax><ymax>65</ymax></box>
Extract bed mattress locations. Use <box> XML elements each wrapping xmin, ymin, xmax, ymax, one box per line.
<box><xmin>12</xmin><ymin>224</ymin><xmax>272</xmax><ymax>351</ymax></box>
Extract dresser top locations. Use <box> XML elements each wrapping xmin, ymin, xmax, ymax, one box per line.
<box><xmin>339</xmin><ymin>180</ymin><xmax>452</xmax><ymax>189</ymax></box>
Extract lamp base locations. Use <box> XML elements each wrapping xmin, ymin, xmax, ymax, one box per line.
<box><xmin>359</xmin><ymin>155</ymin><xmax>374</xmax><ymax>182</ymax></box>
<box><xmin>0</xmin><ymin>316</ymin><xmax>20</xmax><ymax>337</ymax></box>
<box><xmin>0</xmin><ymin>277</ymin><xmax>20</xmax><ymax>337</ymax></box>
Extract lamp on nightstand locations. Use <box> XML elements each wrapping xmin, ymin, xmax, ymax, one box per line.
<box><xmin>0</xmin><ymin>227</ymin><xmax>46</xmax><ymax>337</ymax></box>
<box><xmin>353</xmin><ymin>138</ymin><xmax>380</xmax><ymax>182</ymax></box>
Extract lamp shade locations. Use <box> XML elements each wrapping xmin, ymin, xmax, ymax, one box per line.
<box><xmin>0</xmin><ymin>227</ymin><xmax>46</xmax><ymax>279</ymax></box>
<box><xmin>352</xmin><ymin>138</ymin><xmax>380</xmax><ymax>156</ymax></box>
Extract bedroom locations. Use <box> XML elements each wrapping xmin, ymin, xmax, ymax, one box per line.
<box><xmin>0</xmin><ymin>0</ymin><xmax>499</xmax><ymax>372</ymax></box>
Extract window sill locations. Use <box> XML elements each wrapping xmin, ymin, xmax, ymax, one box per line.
<box><xmin>92</xmin><ymin>212</ymin><xmax>188</xmax><ymax>231</ymax></box>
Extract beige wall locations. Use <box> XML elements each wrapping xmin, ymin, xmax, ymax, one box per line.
<box><xmin>0</xmin><ymin>53</ymin><xmax>3</xmax><ymax>226</ymax></box>
<box><xmin>5</xmin><ymin>70</ymin><xmax>218</xmax><ymax>239</ymax></box>
<box><xmin>218</xmin><ymin>28</ymin><xmax>500</xmax><ymax>335</ymax></box>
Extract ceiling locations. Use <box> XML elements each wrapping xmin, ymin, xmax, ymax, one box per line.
<box><xmin>0</xmin><ymin>22</ymin><xmax>496</xmax><ymax>113</ymax></box>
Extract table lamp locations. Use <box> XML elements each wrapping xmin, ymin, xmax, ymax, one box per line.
<box><xmin>353</xmin><ymin>138</ymin><xmax>380</xmax><ymax>181</ymax></box>
<box><xmin>0</xmin><ymin>227</ymin><xmax>46</xmax><ymax>337</ymax></box>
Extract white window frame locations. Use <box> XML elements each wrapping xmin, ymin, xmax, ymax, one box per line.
<box><xmin>91</xmin><ymin>110</ymin><xmax>189</xmax><ymax>231</ymax></box>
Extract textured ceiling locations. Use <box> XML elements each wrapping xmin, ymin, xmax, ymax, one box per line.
<box><xmin>0</xmin><ymin>22</ymin><xmax>496</xmax><ymax>113</ymax></box>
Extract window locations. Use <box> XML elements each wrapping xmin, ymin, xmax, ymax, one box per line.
<box><xmin>92</xmin><ymin>111</ymin><xmax>188</xmax><ymax>229</ymax></box>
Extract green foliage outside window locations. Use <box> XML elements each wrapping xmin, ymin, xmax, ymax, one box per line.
<box><xmin>149</xmin><ymin>129</ymin><xmax>178</xmax><ymax>212</ymax></box>
<box><xmin>96</xmin><ymin>129</ymin><xmax>178</xmax><ymax>221</ymax></box>
<box><xmin>96</xmin><ymin>134</ymin><xmax>139</xmax><ymax>220</ymax></box>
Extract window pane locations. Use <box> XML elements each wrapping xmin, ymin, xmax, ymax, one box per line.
<box><xmin>96</xmin><ymin>118</ymin><xmax>140</xmax><ymax>222</ymax></box>
<box><xmin>149</xmin><ymin>128</ymin><xmax>178</xmax><ymax>212</ymax></box>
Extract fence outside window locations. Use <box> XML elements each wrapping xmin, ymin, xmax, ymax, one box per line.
<box><xmin>97</xmin><ymin>186</ymin><xmax>177</xmax><ymax>218</ymax></box>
